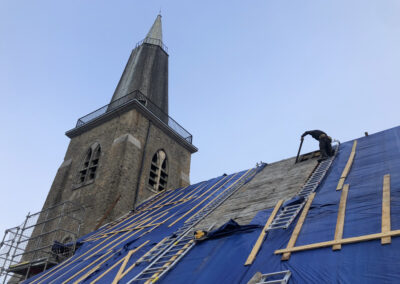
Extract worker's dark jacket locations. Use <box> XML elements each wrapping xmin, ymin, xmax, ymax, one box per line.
<box><xmin>302</xmin><ymin>129</ymin><xmax>334</xmax><ymax>158</ymax></box>
<box><xmin>302</xmin><ymin>130</ymin><xmax>327</xmax><ymax>141</ymax></box>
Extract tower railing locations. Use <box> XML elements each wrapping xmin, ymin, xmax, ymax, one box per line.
<box><xmin>136</xmin><ymin>37</ymin><xmax>168</xmax><ymax>53</ymax></box>
<box><xmin>75</xmin><ymin>90</ymin><xmax>193</xmax><ymax>144</ymax></box>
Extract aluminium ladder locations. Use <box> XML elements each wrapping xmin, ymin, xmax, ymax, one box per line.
<box><xmin>256</xmin><ymin>270</ymin><xmax>291</xmax><ymax>284</ymax></box>
<box><xmin>128</xmin><ymin>166</ymin><xmax>263</xmax><ymax>283</ymax></box>
<box><xmin>267</xmin><ymin>143</ymin><xmax>339</xmax><ymax>231</ymax></box>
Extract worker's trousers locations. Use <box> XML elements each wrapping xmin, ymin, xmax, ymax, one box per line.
<box><xmin>319</xmin><ymin>136</ymin><xmax>333</xmax><ymax>158</ymax></box>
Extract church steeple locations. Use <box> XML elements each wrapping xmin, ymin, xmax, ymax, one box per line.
<box><xmin>111</xmin><ymin>14</ymin><xmax>169</xmax><ymax>115</ymax></box>
<box><xmin>145</xmin><ymin>14</ymin><xmax>162</xmax><ymax>44</ymax></box>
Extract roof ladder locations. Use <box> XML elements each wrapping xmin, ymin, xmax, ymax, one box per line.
<box><xmin>128</xmin><ymin>166</ymin><xmax>263</xmax><ymax>283</ymax></box>
<box><xmin>267</xmin><ymin>143</ymin><xmax>339</xmax><ymax>231</ymax></box>
<box><xmin>256</xmin><ymin>270</ymin><xmax>292</xmax><ymax>284</ymax></box>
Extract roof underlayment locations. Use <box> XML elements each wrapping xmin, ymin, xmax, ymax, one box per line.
<box><xmin>25</xmin><ymin>126</ymin><xmax>400</xmax><ymax>283</ymax></box>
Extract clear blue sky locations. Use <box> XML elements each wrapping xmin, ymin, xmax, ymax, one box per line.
<box><xmin>1</xmin><ymin>1</ymin><xmax>399</xmax><ymax>235</ymax></box>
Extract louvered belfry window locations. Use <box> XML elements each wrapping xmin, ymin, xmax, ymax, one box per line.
<box><xmin>78</xmin><ymin>144</ymin><xmax>101</xmax><ymax>184</ymax></box>
<box><xmin>148</xmin><ymin>150</ymin><xmax>168</xmax><ymax>192</ymax></box>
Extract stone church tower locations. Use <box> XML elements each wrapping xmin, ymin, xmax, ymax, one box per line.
<box><xmin>40</xmin><ymin>15</ymin><xmax>197</xmax><ymax>237</ymax></box>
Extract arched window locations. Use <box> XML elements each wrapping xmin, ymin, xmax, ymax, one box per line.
<box><xmin>148</xmin><ymin>150</ymin><xmax>168</xmax><ymax>192</ymax></box>
<box><xmin>78</xmin><ymin>144</ymin><xmax>101</xmax><ymax>185</ymax></box>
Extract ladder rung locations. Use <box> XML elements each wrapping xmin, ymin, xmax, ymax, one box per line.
<box><xmin>260</xmin><ymin>280</ymin><xmax>286</xmax><ymax>284</ymax></box>
<box><xmin>283</xmin><ymin>205</ymin><xmax>301</xmax><ymax>211</ymax></box>
<box><xmin>271</xmin><ymin>221</ymin><xmax>289</xmax><ymax>226</ymax></box>
<box><xmin>284</xmin><ymin>204</ymin><xmax>301</xmax><ymax>209</ymax></box>
<box><xmin>275</xmin><ymin>215</ymin><xmax>292</xmax><ymax>221</ymax></box>
<box><xmin>167</xmin><ymin>247</ymin><xmax>189</xmax><ymax>253</ymax></box>
<box><xmin>133</xmin><ymin>277</ymin><xmax>156</xmax><ymax>281</ymax></box>
<box><xmin>144</xmin><ymin>267</ymin><xmax>166</xmax><ymax>273</ymax></box>
<box><xmin>308</xmin><ymin>176</ymin><xmax>322</xmax><ymax>181</ymax></box>
<box><xmin>280</xmin><ymin>211</ymin><xmax>297</xmax><ymax>216</ymax></box>
<box><xmin>278</xmin><ymin>213</ymin><xmax>297</xmax><ymax>218</ymax></box>
<box><xmin>268</xmin><ymin>225</ymin><xmax>287</xmax><ymax>230</ymax></box>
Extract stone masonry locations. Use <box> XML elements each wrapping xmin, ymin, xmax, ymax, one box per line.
<box><xmin>42</xmin><ymin>107</ymin><xmax>192</xmax><ymax>237</ymax></box>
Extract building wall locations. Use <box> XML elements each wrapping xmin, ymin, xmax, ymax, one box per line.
<box><xmin>40</xmin><ymin>107</ymin><xmax>191</xmax><ymax>237</ymax></box>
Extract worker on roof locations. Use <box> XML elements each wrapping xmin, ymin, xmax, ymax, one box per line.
<box><xmin>301</xmin><ymin>130</ymin><xmax>334</xmax><ymax>161</ymax></box>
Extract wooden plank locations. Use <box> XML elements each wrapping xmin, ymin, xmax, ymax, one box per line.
<box><xmin>112</xmin><ymin>240</ymin><xmax>149</xmax><ymax>284</ymax></box>
<box><xmin>37</xmin><ymin>216</ymin><xmax>155</xmax><ymax>284</ymax></box>
<box><xmin>351</xmin><ymin>140</ymin><xmax>358</xmax><ymax>152</ymax></box>
<box><xmin>336</xmin><ymin>140</ymin><xmax>357</xmax><ymax>190</ymax></box>
<box><xmin>382</xmin><ymin>174</ymin><xmax>391</xmax><ymax>244</ymax></box>
<box><xmin>275</xmin><ymin>229</ymin><xmax>400</xmax><ymax>255</ymax></box>
<box><xmin>90</xmin><ymin>258</ymin><xmax>126</xmax><ymax>284</ymax></box>
<box><xmin>90</xmin><ymin>239</ymin><xmax>163</xmax><ymax>284</ymax></box>
<box><xmin>244</xmin><ymin>200</ymin><xmax>284</xmax><ymax>265</ymax></box>
<box><xmin>333</xmin><ymin>184</ymin><xmax>349</xmax><ymax>250</ymax></box>
<box><xmin>340</xmin><ymin>152</ymin><xmax>355</xmax><ymax>178</ymax></box>
<box><xmin>281</xmin><ymin>192</ymin><xmax>316</xmax><ymax>261</ymax></box>
<box><xmin>101</xmin><ymin>212</ymin><xmax>171</xmax><ymax>237</ymax></box>
<box><xmin>62</xmin><ymin>218</ymin><xmax>153</xmax><ymax>284</ymax></box>
<box><xmin>336</xmin><ymin>178</ymin><xmax>345</xmax><ymax>191</ymax></box>
<box><xmin>71</xmin><ymin>253</ymin><xmax>116</xmax><ymax>284</ymax></box>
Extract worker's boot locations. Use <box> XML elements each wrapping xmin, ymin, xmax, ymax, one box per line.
<box><xmin>318</xmin><ymin>156</ymin><xmax>328</xmax><ymax>162</ymax></box>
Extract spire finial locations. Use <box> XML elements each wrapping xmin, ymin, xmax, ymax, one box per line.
<box><xmin>145</xmin><ymin>14</ymin><xmax>162</xmax><ymax>42</ymax></box>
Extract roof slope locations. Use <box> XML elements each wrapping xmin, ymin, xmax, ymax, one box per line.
<box><xmin>24</xmin><ymin>168</ymin><xmax>261</xmax><ymax>283</ymax></box>
<box><xmin>162</xmin><ymin>126</ymin><xmax>400</xmax><ymax>283</ymax></box>
<box><xmin>24</xmin><ymin>126</ymin><xmax>400</xmax><ymax>283</ymax></box>
<box><xmin>196</xmin><ymin>156</ymin><xmax>317</xmax><ymax>228</ymax></box>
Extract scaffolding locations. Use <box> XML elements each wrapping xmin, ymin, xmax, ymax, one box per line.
<box><xmin>0</xmin><ymin>201</ymin><xmax>84</xmax><ymax>283</ymax></box>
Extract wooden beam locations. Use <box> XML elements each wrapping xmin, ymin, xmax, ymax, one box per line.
<box><xmin>333</xmin><ymin>184</ymin><xmax>349</xmax><ymax>250</ymax></box>
<box><xmin>72</xmin><ymin>253</ymin><xmax>115</xmax><ymax>284</ymax></box>
<box><xmin>244</xmin><ymin>200</ymin><xmax>283</xmax><ymax>265</ymax></box>
<box><xmin>336</xmin><ymin>178</ymin><xmax>345</xmax><ymax>191</ymax></box>
<box><xmin>281</xmin><ymin>192</ymin><xmax>316</xmax><ymax>261</ymax></box>
<box><xmin>382</xmin><ymin>174</ymin><xmax>391</xmax><ymax>244</ymax></box>
<box><xmin>90</xmin><ymin>239</ymin><xmax>163</xmax><ymax>284</ymax></box>
<box><xmin>336</xmin><ymin>140</ymin><xmax>357</xmax><ymax>190</ymax></box>
<box><xmin>275</xmin><ymin>229</ymin><xmax>400</xmax><ymax>255</ymax></box>
<box><xmin>112</xmin><ymin>240</ymin><xmax>149</xmax><ymax>284</ymax></box>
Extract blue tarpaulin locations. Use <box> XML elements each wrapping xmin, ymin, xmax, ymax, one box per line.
<box><xmin>162</xmin><ymin>126</ymin><xmax>400</xmax><ymax>284</ymax></box>
<box><xmin>24</xmin><ymin>167</ymin><xmax>263</xmax><ymax>283</ymax></box>
<box><xmin>25</xmin><ymin>126</ymin><xmax>400</xmax><ymax>283</ymax></box>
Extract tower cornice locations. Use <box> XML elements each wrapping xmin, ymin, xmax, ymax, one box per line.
<box><xmin>65</xmin><ymin>91</ymin><xmax>197</xmax><ymax>154</ymax></box>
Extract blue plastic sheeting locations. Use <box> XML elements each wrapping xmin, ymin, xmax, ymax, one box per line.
<box><xmin>161</xmin><ymin>126</ymin><xmax>400</xmax><ymax>284</ymax></box>
<box><xmin>24</xmin><ymin>166</ymin><xmax>262</xmax><ymax>283</ymax></box>
<box><xmin>25</xmin><ymin>125</ymin><xmax>400</xmax><ymax>283</ymax></box>
<box><xmin>199</xmin><ymin>219</ymin><xmax>260</xmax><ymax>241</ymax></box>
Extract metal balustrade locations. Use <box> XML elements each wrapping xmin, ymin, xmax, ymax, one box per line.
<box><xmin>74</xmin><ymin>90</ymin><xmax>193</xmax><ymax>144</ymax></box>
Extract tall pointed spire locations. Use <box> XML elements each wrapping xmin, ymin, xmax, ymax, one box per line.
<box><xmin>145</xmin><ymin>14</ymin><xmax>162</xmax><ymax>42</ymax></box>
<box><xmin>110</xmin><ymin>15</ymin><xmax>169</xmax><ymax>115</ymax></box>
